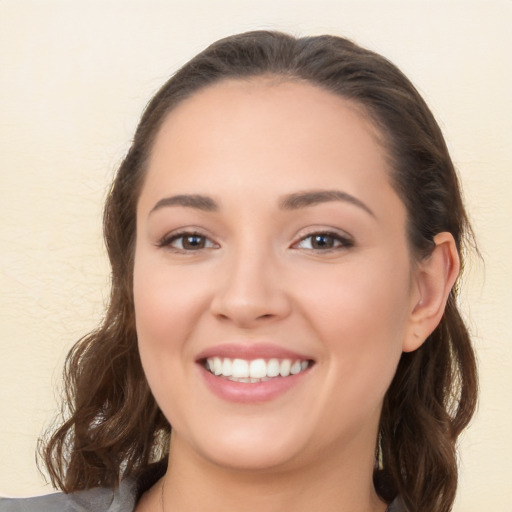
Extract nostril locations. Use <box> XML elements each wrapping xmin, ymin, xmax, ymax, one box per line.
<box><xmin>209</xmin><ymin>278</ymin><xmax>292</xmax><ymax>327</ymax></box>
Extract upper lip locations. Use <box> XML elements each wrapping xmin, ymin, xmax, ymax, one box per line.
<box><xmin>195</xmin><ymin>343</ymin><xmax>313</xmax><ymax>362</ymax></box>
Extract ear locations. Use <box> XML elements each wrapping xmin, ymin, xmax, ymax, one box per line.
<box><xmin>403</xmin><ymin>232</ymin><xmax>460</xmax><ymax>353</ymax></box>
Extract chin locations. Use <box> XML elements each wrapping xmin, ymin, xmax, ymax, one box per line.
<box><xmin>198</xmin><ymin>442</ymin><xmax>302</xmax><ymax>473</ymax></box>
<box><xmin>175</xmin><ymin>418</ymin><xmax>313</xmax><ymax>473</ymax></box>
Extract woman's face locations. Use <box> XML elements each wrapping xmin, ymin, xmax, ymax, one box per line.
<box><xmin>134</xmin><ymin>79</ymin><xmax>422</xmax><ymax>473</ymax></box>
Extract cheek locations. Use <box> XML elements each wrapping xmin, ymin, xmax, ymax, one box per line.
<box><xmin>304</xmin><ymin>288</ymin><xmax>406</xmax><ymax>439</ymax></box>
<box><xmin>304</xmin><ymin>255</ymin><xmax>411</xmax><ymax>339</ymax></box>
<box><xmin>133</xmin><ymin>267</ymin><xmax>174</xmax><ymax>349</ymax></box>
<box><xmin>299</xmin><ymin>255</ymin><xmax>411</xmax><ymax>399</ymax></box>
<box><xmin>133</xmin><ymin>251</ymin><xmax>186</xmax><ymax>380</ymax></box>
<box><xmin>132</xmin><ymin>258</ymin><xmax>198</xmax><ymax>425</ymax></box>
<box><xmin>132</xmin><ymin>249</ymin><xmax>217</xmax><ymax>402</ymax></box>
<box><xmin>133</xmin><ymin>249</ymin><xmax>207</xmax><ymax>345</ymax></box>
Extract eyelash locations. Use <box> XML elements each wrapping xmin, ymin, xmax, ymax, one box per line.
<box><xmin>157</xmin><ymin>231</ymin><xmax>218</xmax><ymax>252</ymax></box>
<box><xmin>157</xmin><ymin>230</ymin><xmax>354</xmax><ymax>253</ymax></box>
<box><xmin>292</xmin><ymin>231</ymin><xmax>354</xmax><ymax>252</ymax></box>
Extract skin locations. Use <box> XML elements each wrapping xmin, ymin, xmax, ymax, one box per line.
<box><xmin>133</xmin><ymin>79</ymin><xmax>459</xmax><ymax>512</ymax></box>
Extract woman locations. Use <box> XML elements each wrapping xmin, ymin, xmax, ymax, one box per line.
<box><xmin>0</xmin><ymin>31</ymin><xmax>477</xmax><ymax>512</ymax></box>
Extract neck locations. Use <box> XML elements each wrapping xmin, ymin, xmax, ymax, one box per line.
<box><xmin>159</xmin><ymin>433</ymin><xmax>387</xmax><ymax>512</ymax></box>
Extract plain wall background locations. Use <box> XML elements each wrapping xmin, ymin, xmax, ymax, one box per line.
<box><xmin>1</xmin><ymin>1</ymin><xmax>511</xmax><ymax>510</ymax></box>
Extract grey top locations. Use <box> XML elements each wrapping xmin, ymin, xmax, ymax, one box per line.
<box><xmin>0</xmin><ymin>479</ymin><xmax>136</xmax><ymax>512</ymax></box>
<box><xmin>0</xmin><ymin>477</ymin><xmax>403</xmax><ymax>511</ymax></box>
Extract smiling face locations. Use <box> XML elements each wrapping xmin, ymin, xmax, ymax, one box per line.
<box><xmin>133</xmin><ymin>79</ymin><xmax>422</xmax><ymax>475</ymax></box>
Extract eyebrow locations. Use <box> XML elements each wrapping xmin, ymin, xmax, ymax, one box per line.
<box><xmin>279</xmin><ymin>189</ymin><xmax>375</xmax><ymax>217</ymax></box>
<box><xmin>149</xmin><ymin>194</ymin><xmax>218</xmax><ymax>215</ymax></box>
<box><xmin>149</xmin><ymin>189</ymin><xmax>374</xmax><ymax>217</ymax></box>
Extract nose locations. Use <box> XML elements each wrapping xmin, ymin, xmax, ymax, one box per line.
<box><xmin>209</xmin><ymin>245</ymin><xmax>292</xmax><ymax>328</ymax></box>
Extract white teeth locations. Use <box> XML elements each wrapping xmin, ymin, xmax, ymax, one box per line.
<box><xmin>290</xmin><ymin>361</ymin><xmax>302</xmax><ymax>375</ymax></box>
<box><xmin>205</xmin><ymin>357</ymin><xmax>310</xmax><ymax>380</ymax></box>
<box><xmin>213</xmin><ymin>357</ymin><xmax>222</xmax><ymax>376</ymax></box>
<box><xmin>280</xmin><ymin>359</ymin><xmax>291</xmax><ymax>377</ymax></box>
<box><xmin>221</xmin><ymin>358</ymin><xmax>232</xmax><ymax>377</ymax></box>
<box><xmin>231</xmin><ymin>359</ymin><xmax>249</xmax><ymax>378</ymax></box>
<box><xmin>267</xmin><ymin>358</ymin><xmax>280</xmax><ymax>377</ymax></box>
<box><xmin>249</xmin><ymin>359</ymin><xmax>267</xmax><ymax>379</ymax></box>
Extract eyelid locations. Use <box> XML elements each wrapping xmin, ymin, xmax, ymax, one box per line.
<box><xmin>291</xmin><ymin>229</ymin><xmax>354</xmax><ymax>251</ymax></box>
<box><xmin>155</xmin><ymin>226</ymin><xmax>353</xmax><ymax>253</ymax></box>
<box><xmin>156</xmin><ymin>228</ymin><xmax>220</xmax><ymax>252</ymax></box>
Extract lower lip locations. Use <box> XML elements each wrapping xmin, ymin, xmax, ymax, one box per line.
<box><xmin>199</xmin><ymin>365</ymin><xmax>311</xmax><ymax>403</ymax></box>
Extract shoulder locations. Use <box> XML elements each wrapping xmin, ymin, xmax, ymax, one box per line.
<box><xmin>0</xmin><ymin>479</ymin><xmax>136</xmax><ymax>512</ymax></box>
<box><xmin>0</xmin><ymin>458</ymin><xmax>166</xmax><ymax>512</ymax></box>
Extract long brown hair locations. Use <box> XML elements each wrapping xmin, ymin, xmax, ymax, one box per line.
<box><xmin>41</xmin><ymin>31</ymin><xmax>477</xmax><ymax>511</ymax></box>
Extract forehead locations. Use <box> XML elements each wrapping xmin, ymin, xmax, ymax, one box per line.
<box><xmin>155</xmin><ymin>78</ymin><xmax>384</xmax><ymax>153</ymax></box>
<box><xmin>139</xmin><ymin>78</ymin><xmax>400</xmax><ymax>221</ymax></box>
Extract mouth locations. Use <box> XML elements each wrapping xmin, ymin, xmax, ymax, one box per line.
<box><xmin>203</xmin><ymin>357</ymin><xmax>313</xmax><ymax>383</ymax></box>
<box><xmin>196</xmin><ymin>344</ymin><xmax>315</xmax><ymax>402</ymax></box>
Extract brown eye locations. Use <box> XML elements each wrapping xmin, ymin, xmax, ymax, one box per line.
<box><xmin>158</xmin><ymin>232</ymin><xmax>218</xmax><ymax>252</ymax></box>
<box><xmin>294</xmin><ymin>232</ymin><xmax>353</xmax><ymax>251</ymax></box>
<box><xmin>181</xmin><ymin>234</ymin><xmax>207</xmax><ymax>250</ymax></box>
<box><xmin>310</xmin><ymin>234</ymin><xmax>336</xmax><ymax>249</ymax></box>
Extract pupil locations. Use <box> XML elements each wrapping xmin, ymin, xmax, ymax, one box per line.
<box><xmin>184</xmin><ymin>235</ymin><xmax>204</xmax><ymax>249</ymax></box>
<box><xmin>313</xmin><ymin>235</ymin><xmax>333</xmax><ymax>249</ymax></box>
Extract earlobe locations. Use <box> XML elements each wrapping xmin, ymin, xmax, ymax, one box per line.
<box><xmin>403</xmin><ymin>232</ymin><xmax>460</xmax><ymax>353</ymax></box>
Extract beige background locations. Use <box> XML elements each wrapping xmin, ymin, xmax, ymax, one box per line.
<box><xmin>1</xmin><ymin>1</ymin><xmax>511</xmax><ymax>510</ymax></box>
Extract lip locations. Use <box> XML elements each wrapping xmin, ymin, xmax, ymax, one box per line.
<box><xmin>195</xmin><ymin>343</ymin><xmax>312</xmax><ymax>362</ymax></box>
<box><xmin>199</xmin><ymin>365</ymin><xmax>311</xmax><ymax>403</ymax></box>
<box><xmin>195</xmin><ymin>343</ymin><xmax>314</xmax><ymax>403</ymax></box>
